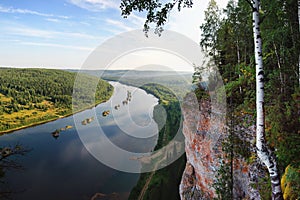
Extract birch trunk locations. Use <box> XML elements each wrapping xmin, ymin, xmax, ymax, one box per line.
<box><xmin>252</xmin><ymin>0</ymin><xmax>283</xmax><ymax>199</ymax></box>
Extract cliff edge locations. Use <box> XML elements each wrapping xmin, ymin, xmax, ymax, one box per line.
<box><xmin>179</xmin><ymin>93</ymin><xmax>264</xmax><ymax>199</ymax></box>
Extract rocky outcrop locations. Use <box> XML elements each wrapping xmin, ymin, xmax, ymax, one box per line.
<box><xmin>180</xmin><ymin>93</ymin><xmax>264</xmax><ymax>199</ymax></box>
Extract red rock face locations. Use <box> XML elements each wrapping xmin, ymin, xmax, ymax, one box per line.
<box><xmin>179</xmin><ymin>93</ymin><xmax>223</xmax><ymax>199</ymax></box>
<box><xmin>179</xmin><ymin>93</ymin><xmax>262</xmax><ymax>200</ymax></box>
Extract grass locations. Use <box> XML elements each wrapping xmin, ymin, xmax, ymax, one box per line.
<box><xmin>0</xmin><ymin>68</ymin><xmax>114</xmax><ymax>134</ymax></box>
<box><xmin>0</xmin><ymin>94</ymin><xmax>11</xmax><ymax>102</ymax></box>
<box><xmin>0</xmin><ymin>98</ymin><xmax>111</xmax><ymax>135</ymax></box>
<box><xmin>0</xmin><ymin>100</ymin><xmax>64</xmax><ymax>134</ymax></box>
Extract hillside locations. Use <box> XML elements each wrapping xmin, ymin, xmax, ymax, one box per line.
<box><xmin>107</xmin><ymin>76</ymin><xmax>187</xmax><ymax>200</ymax></box>
<box><xmin>0</xmin><ymin>68</ymin><xmax>113</xmax><ymax>133</ymax></box>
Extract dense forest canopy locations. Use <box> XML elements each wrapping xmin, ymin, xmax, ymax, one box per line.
<box><xmin>0</xmin><ymin>68</ymin><xmax>113</xmax><ymax>133</ymax></box>
<box><xmin>198</xmin><ymin>0</ymin><xmax>300</xmax><ymax>161</ymax></box>
<box><xmin>198</xmin><ymin>0</ymin><xmax>300</xmax><ymax>199</ymax></box>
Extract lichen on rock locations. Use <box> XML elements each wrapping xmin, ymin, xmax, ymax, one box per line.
<box><xmin>180</xmin><ymin>92</ymin><xmax>263</xmax><ymax>200</ymax></box>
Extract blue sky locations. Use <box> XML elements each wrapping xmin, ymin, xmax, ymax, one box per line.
<box><xmin>0</xmin><ymin>0</ymin><xmax>228</xmax><ymax>70</ymax></box>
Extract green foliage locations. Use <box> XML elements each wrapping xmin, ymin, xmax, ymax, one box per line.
<box><xmin>104</xmin><ymin>75</ymin><xmax>186</xmax><ymax>200</ymax></box>
<box><xmin>128</xmin><ymin>83</ymin><xmax>185</xmax><ymax>200</ymax></box>
<box><xmin>101</xmin><ymin>71</ymin><xmax>192</xmax><ymax>101</ymax></box>
<box><xmin>254</xmin><ymin>175</ymin><xmax>272</xmax><ymax>200</ymax></box>
<box><xmin>142</xmin><ymin>155</ymin><xmax>186</xmax><ymax>200</ymax></box>
<box><xmin>120</xmin><ymin>0</ymin><xmax>193</xmax><ymax>33</ymax></box>
<box><xmin>194</xmin><ymin>83</ymin><xmax>209</xmax><ymax>102</ymax></box>
<box><xmin>197</xmin><ymin>0</ymin><xmax>300</xmax><ymax>198</ymax></box>
<box><xmin>213</xmin><ymin>159</ymin><xmax>232</xmax><ymax>200</ymax></box>
<box><xmin>0</xmin><ymin>68</ymin><xmax>113</xmax><ymax>132</ymax></box>
<box><xmin>152</xmin><ymin>100</ymin><xmax>181</xmax><ymax>151</ymax></box>
<box><xmin>192</xmin><ymin>64</ymin><xmax>210</xmax><ymax>102</ymax></box>
<box><xmin>281</xmin><ymin>165</ymin><xmax>300</xmax><ymax>200</ymax></box>
<box><xmin>142</xmin><ymin>83</ymin><xmax>178</xmax><ymax>104</ymax></box>
<box><xmin>266</xmin><ymin>93</ymin><xmax>300</xmax><ymax>169</ymax></box>
<box><xmin>129</xmin><ymin>154</ymin><xmax>186</xmax><ymax>200</ymax></box>
<box><xmin>200</xmin><ymin>0</ymin><xmax>221</xmax><ymax>58</ymax></box>
<box><xmin>120</xmin><ymin>0</ymin><xmax>299</xmax><ymax>198</ymax></box>
<box><xmin>213</xmin><ymin>112</ymin><xmax>253</xmax><ymax>199</ymax></box>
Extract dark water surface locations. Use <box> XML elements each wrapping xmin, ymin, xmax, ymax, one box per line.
<box><xmin>0</xmin><ymin>82</ymin><xmax>159</xmax><ymax>200</ymax></box>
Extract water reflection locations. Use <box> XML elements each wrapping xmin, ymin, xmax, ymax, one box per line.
<box><xmin>0</xmin><ymin>144</ymin><xmax>30</xmax><ymax>199</ymax></box>
<box><xmin>74</xmin><ymin>82</ymin><xmax>160</xmax><ymax>172</ymax></box>
<box><xmin>0</xmin><ymin>82</ymin><xmax>159</xmax><ymax>199</ymax></box>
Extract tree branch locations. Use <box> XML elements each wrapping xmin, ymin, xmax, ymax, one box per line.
<box><xmin>120</xmin><ymin>0</ymin><xmax>193</xmax><ymax>34</ymax></box>
<box><xmin>243</xmin><ymin>0</ymin><xmax>254</xmax><ymax>9</ymax></box>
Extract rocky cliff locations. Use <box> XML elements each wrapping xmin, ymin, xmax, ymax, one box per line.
<box><xmin>179</xmin><ymin>93</ymin><xmax>265</xmax><ymax>199</ymax></box>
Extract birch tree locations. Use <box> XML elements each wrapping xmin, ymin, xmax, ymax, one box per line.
<box><xmin>120</xmin><ymin>0</ymin><xmax>283</xmax><ymax>199</ymax></box>
<box><xmin>250</xmin><ymin>0</ymin><xmax>283</xmax><ymax>199</ymax></box>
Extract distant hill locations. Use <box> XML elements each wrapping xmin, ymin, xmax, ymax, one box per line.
<box><xmin>68</xmin><ymin>69</ymin><xmax>193</xmax><ymax>100</ymax></box>
<box><xmin>67</xmin><ymin>69</ymin><xmax>192</xmax><ymax>78</ymax></box>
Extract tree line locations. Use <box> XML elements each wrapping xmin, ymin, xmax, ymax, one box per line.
<box><xmin>119</xmin><ymin>0</ymin><xmax>300</xmax><ymax>199</ymax></box>
<box><xmin>129</xmin><ymin>83</ymin><xmax>185</xmax><ymax>200</ymax></box>
<box><xmin>198</xmin><ymin>0</ymin><xmax>300</xmax><ymax>199</ymax></box>
<box><xmin>0</xmin><ymin>68</ymin><xmax>113</xmax><ymax>132</ymax></box>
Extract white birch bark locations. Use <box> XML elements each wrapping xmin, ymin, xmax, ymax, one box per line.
<box><xmin>252</xmin><ymin>0</ymin><xmax>283</xmax><ymax>199</ymax></box>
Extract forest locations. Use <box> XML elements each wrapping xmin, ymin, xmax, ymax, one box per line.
<box><xmin>195</xmin><ymin>0</ymin><xmax>300</xmax><ymax>199</ymax></box>
<box><xmin>0</xmin><ymin>0</ymin><xmax>299</xmax><ymax>198</ymax></box>
<box><xmin>96</xmin><ymin>72</ymin><xmax>187</xmax><ymax>199</ymax></box>
<box><xmin>0</xmin><ymin>68</ymin><xmax>113</xmax><ymax>133</ymax></box>
<box><xmin>120</xmin><ymin>0</ymin><xmax>300</xmax><ymax>199</ymax></box>
<box><xmin>0</xmin><ymin>68</ymin><xmax>186</xmax><ymax>199</ymax></box>
<box><xmin>82</xmin><ymin>69</ymin><xmax>193</xmax><ymax>101</ymax></box>
<box><xmin>128</xmin><ymin>83</ymin><xmax>186</xmax><ymax>200</ymax></box>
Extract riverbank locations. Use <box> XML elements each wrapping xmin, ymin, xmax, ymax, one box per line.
<box><xmin>0</xmin><ymin>95</ymin><xmax>113</xmax><ymax>135</ymax></box>
<box><xmin>0</xmin><ymin>81</ymin><xmax>160</xmax><ymax>200</ymax></box>
<box><xmin>0</xmin><ymin>68</ymin><xmax>114</xmax><ymax>135</ymax></box>
<box><xmin>128</xmin><ymin>83</ymin><xmax>186</xmax><ymax>200</ymax></box>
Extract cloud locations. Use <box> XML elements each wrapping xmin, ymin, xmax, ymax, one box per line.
<box><xmin>127</xmin><ymin>13</ymin><xmax>145</xmax><ymax>26</ymax></box>
<box><xmin>6</xmin><ymin>26</ymin><xmax>102</xmax><ymax>40</ymax></box>
<box><xmin>0</xmin><ymin>5</ymin><xmax>70</xmax><ymax>19</ymax></box>
<box><xmin>105</xmin><ymin>19</ymin><xmax>134</xmax><ymax>31</ymax></box>
<box><xmin>103</xmin><ymin>13</ymin><xmax>145</xmax><ymax>34</ymax></box>
<box><xmin>80</xmin><ymin>21</ymin><xmax>91</xmax><ymax>26</ymax></box>
<box><xmin>20</xmin><ymin>42</ymin><xmax>94</xmax><ymax>51</ymax></box>
<box><xmin>68</xmin><ymin>0</ymin><xmax>120</xmax><ymax>11</ymax></box>
<box><xmin>45</xmin><ymin>18</ymin><xmax>61</xmax><ymax>23</ymax></box>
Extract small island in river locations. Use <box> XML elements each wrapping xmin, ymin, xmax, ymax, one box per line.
<box><xmin>81</xmin><ymin>117</ymin><xmax>95</xmax><ymax>125</ymax></box>
<box><xmin>102</xmin><ymin>110</ymin><xmax>110</xmax><ymax>117</ymax></box>
<box><xmin>0</xmin><ymin>68</ymin><xmax>113</xmax><ymax>134</ymax></box>
<box><xmin>51</xmin><ymin>125</ymin><xmax>73</xmax><ymax>139</ymax></box>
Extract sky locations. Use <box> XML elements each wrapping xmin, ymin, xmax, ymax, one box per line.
<box><xmin>0</xmin><ymin>0</ymin><xmax>228</xmax><ymax>71</ymax></box>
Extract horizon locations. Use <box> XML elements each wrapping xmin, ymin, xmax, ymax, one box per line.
<box><xmin>0</xmin><ymin>0</ymin><xmax>228</xmax><ymax>71</ymax></box>
<box><xmin>0</xmin><ymin>65</ymin><xmax>194</xmax><ymax>73</ymax></box>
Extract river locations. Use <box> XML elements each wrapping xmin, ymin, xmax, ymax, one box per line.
<box><xmin>0</xmin><ymin>82</ymin><xmax>159</xmax><ymax>200</ymax></box>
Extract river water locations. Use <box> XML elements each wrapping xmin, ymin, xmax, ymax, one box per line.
<box><xmin>0</xmin><ymin>82</ymin><xmax>159</xmax><ymax>200</ymax></box>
